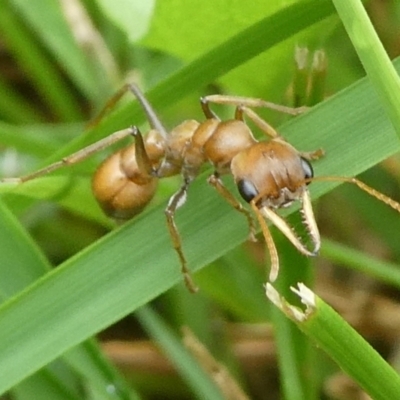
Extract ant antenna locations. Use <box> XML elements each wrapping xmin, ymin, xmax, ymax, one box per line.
<box><xmin>311</xmin><ymin>176</ymin><xmax>400</xmax><ymax>213</ymax></box>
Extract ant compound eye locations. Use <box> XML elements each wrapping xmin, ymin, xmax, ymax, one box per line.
<box><xmin>300</xmin><ymin>157</ymin><xmax>314</xmax><ymax>184</ymax></box>
<box><xmin>237</xmin><ymin>179</ymin><xmax>259</xmax><ymax>203</ymax></box>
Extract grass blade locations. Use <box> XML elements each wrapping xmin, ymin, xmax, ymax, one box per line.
<box><xmin>136</xmin><ymin>306</ymin><xmax>224</xmax><ymax>399</ymax></box>
<box><xmin>332</xmin><ymin>0</ymin><xmax>400</xmax><ymax>138</ymax></box>
<box><xmin>267</xmin><ymin>283</ymin><xmax>400</xmax><ymax>400</ymax></box>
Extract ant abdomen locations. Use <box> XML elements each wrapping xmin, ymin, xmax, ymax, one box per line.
<box><xmin>92</xmin><ymin>144</ymin><xmax>158</xmax><ymax>221</ymax></box>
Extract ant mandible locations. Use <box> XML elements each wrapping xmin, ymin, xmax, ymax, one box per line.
<box><xmin>4</xmin><ymin>84</ymin><xmax>400</xmax><ymax>292</ymax></box>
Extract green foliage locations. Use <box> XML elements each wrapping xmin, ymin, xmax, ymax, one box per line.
<box><xmin>0</xmin><ymin>0</ymin><xmax>400</xmax><ymax>399</ymax></box>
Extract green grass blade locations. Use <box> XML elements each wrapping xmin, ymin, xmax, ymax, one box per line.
<box><xmin>267</xmin><ymin>283</ymin><xmax>400</xmax><ymax>400</ymax></box>
<box><xmin>136</xmin><ymin>306</ymin><xmax>225</xmax><ymax>399</ymax></box>
<box><xmin>65</xmin><ymin>340</ymin><xmax>141</xmax><ymax>400</ymax></box>
<box><xmin>0</xmin><ymin>77</ymin><xmax>42</xmax><ymax>123</ymax></box>
<box><xmin>332</xmin><ymin>0</ymin><xmax>400</xmax><ymax>139</ymax></box>
<box><xmin>0</xmin><ymin>200</ymin><xmax>50</xmax><ymax>298</ymax></box>
<box><xmin>0</xmin><ymin>122</ymin><xmax>82</xmax><ymax>159</ymax></box>
<box><xmin>321</xmin><ymin>238</ymin><xmax>400</xmax><ymax>289</ymax></box>
<box><xmin>0</xmin><ymin>201</ymin><xmax>136</xmax><ymax>398</ymax></box>
<box><xmin>270</xmin><ymin>234</ymin><xmax>317</xmax><ymax>400</ymax></box>
<box><xmin>11</xmin><ymin>0</ymin><xmax>114</xmax><ymax>102</ymax></box>
<box><xmin>196</xmin><ymin>249</ymin><xmax>269</xmax><ymax>322</ymax></box>
<box><xmin>11</xmin><ymin>369</ymin><xmax>82</xmax><ymax>400</ymax></box>
<box><xmin>0</xmin><ymin>3</ymin><xmax>83</xmax><ymax>121</ymax></box>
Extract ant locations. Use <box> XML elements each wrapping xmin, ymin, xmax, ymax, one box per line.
<box><xmin>3</xmin><ymin>84</ymin><xmax>400</xmax><ymax>292</ymax></box>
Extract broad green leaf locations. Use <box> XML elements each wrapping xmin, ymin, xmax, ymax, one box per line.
<box><xmin>142</xmin><ymin>0</ymin><xmax>336</xmax><ymax>97</ymax></box>
<box><xmin>143</xmin><ymin>0</ymin><xmax>294</xmax><ymax>61</ymax></box>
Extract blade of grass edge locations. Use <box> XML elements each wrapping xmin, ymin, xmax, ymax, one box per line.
<box><xmin>0</xmin><ymin>201</ymin><xmax>139</xmax><ymax>398</ymax></box>
<box><xmin>267</xmin><ymin>284</ymin><xmax>400</xmax><ymax>400</ymax></box>
<box><xmin>332</xmin><ymin>0</ymin><xmax>400</xmax><ymax>139</ymax></box>
<box><xmin>136</xmin><ymin>306</ymin><xmax>225</xmax><ymax>400</ymax></box>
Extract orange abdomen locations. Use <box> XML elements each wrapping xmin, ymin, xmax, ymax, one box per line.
<box><xmin>92</xmin><ymin>148</ymin><xmax>158</xmax><ymax>221</ymax></box>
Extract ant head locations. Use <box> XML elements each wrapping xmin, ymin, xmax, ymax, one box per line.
<box><xmin>231</xmin><ymin>139</ymin><xmax>314</xmax><ymax>208</ymax></box>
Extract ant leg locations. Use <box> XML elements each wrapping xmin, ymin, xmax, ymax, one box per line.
<box><xmin>235</xmin><ymin>106</ymin><xmax>324</xmax><ymax>156</ymax></box>
<box><xmin>165</xmin><ymin>178</ymin><xmax>198</xmax><ymax>293</ymax></box>
<box><xmin>208</xmin><ymin>172</ymin><xmax>257</xmax><ymax>242</ymax></box>
<box><xmin>2</xmin><ymin>128</ymin><xmax>135</xmax><ymax>183</ymax></box>
<box><xmin>202</xmin><ymin>101</ymin><xmax>280</xmax><ymax>141</ymax></box>
<box><xmin>3</xmin><ymin>84</ymin><xmax>166</xmax><ymax>184</ymax></box>
<box><xmin>87</xmin><ymin>83</ymin><xmax>134</xmax><ymax>129</ymax></box>
<box><xmin>128</xmin><ymin>84</ymin><xmax>169</xmax><ymax>140</ymax></box>
<box><xmin>237</xmin><ymin>106</ymin><xmax>324</xmax><ymax>160</ymax></box>
<box><xmin>201</xmin><ymin>94</ymin><xmax>308</xmax><ymax>116</ymax></box>
<box><xmin>237</xmin><ymin>106</ymin><xmax>280</xmax><ymax>139</ymax></box>
<box><xmin>249</xmin><ymin>201</ymin><xmax>280</xmax><ymax>282</ymax></box>
<box><xmin>88</xmin><ymin>83</ymin><xmax>169</xmax><ymax>140</ymax></box>
<box><xmin>200</xmin><ymin>97</ymin><xmax>219</xmax><ymax>120</ymax></box>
